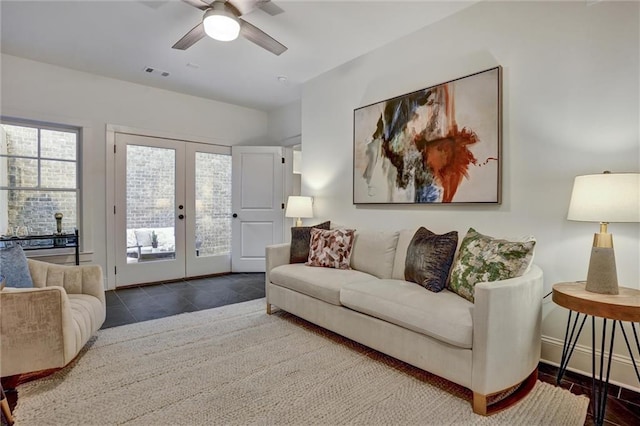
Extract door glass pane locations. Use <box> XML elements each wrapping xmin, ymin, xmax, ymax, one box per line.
<box><xmin>195</xmin><ymin>152</ymin><xmax>231</xmax><ymax>257</ymax></box>
<box><xmin>126</xmin><ymin>145</ymin><xmax>176</xmax><ymax>263</ymax></box>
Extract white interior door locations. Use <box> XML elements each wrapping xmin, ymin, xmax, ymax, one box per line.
<box><xmin>115</xmin><ymin>133</ymin><xmax>186</xmax><ymax>286</ymax></box>
<box><xmin>231</xmin><ymin>146</ymin><xmax>285</xmax><ymax>272</ymax></box>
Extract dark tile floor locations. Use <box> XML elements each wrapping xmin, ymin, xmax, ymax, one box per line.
<box><xmin>102</xmin><ymin>272</ymin><xmax>266</xmax><ymax>328</ymax></box>
<box><xmin>2</xmin><ymin>273</ymin><xmax>639</xmax><ymax>426</ymax></box>
<box><xmin>538</xmin><ymin>362</ymin><xmax>640</xmax><ymax>425</ymax></box>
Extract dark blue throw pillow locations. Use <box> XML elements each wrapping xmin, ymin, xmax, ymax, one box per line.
<box><xmin>0</xmin><ymin>244</ymin><xmax>34</xmax><ymax>288</ymax></box>
<box><xmin>404</xmin><ymin>227</ymin><xmax>458</xmax><ymax>292</ymax></box>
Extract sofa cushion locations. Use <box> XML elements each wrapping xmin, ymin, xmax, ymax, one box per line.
<box><xmin>290</xmin><ymin>221</ymin><xmax>331</xmax><ymax>264</ymax></box>
<box><xmin>0</xmin><ymin>245</ymin><xmax>34</xmax><ymax>288</ymax></box>
<box><xmin>350</xmin><ymin>230</ymin><xmax>399</xmax><ymax>279</ymax></box>
<box><xmin>270</xmin><ymin>263</ymin><xmax>377</xmax><ymax>305</ymax></box>
<box><xmin>448</xmin><ymin>228</ymin><xmax>536</xmax><ymax>302</ymax></box>
<box><xmin>340</xmin><ymin>279</ymin><xmax>474</xmax><ymax>348</ymax></box>
<box><xmin>391</xmin><ymin>228</ymin><xmax>419</xmax><ymax>280</ymax></box>
<box><xmin>307</xmin><ymin>228</ymin><xmax>356</xmax><ymax>270</ymax></box>
<box><xmin>404</xmin><ymin>227</ymin><xmax>458</xmax><ymax>292</ymax></box>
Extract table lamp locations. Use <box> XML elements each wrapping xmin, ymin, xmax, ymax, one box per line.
<box><xmin>567</xmin><ymin>171</ymin><xmax>640</xmax><ymax>294</ymax></box>
<box><xmin>285</xmin><ymin>196</ymin><xmax>313</xmax><ymax>227</ymax></box>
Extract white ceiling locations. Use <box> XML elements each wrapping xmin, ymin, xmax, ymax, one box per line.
<box><xmin>0</xmin><ymin>1</ymin><xmax>477</xmax><ymax>111</ymax></box>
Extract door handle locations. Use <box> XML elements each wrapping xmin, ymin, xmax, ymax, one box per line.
<box><xmin>178</xmin><ymin>214</ymin><xmax>185</xmax><ymax>220</ymax></box>
<box><xmin>232</xmin><ymin>213</ymin><xmax>238</xmax><ymax>218</ymax></box>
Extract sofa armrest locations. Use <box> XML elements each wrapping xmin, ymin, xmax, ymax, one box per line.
<box><xmin>471</xmin><ymin>264</ymin><xmax>543</xmax><ymax>395</ymax></box>
<box><xmin>0</xmin><ymin>286</ymin><xmax>74</xmax><ymax>376</ymax></box>
<box><xmin>27</xmin><ymin>259</ymin><xmax>106</xmax><ymax>309</ymax></box>
<box><xmin>266</xmin><ymin>243</ymin><xmax>291</xmax><ymax>275</ymax></box>
<box><xmin>265</xmin><ymin>243</ymin><xmax>290</xmax><ymax>308</ymax></box>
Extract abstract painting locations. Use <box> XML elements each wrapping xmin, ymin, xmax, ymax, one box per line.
<box><xmin>353</xmin><ymin>67</ymin><xmax>502</xmax><ymax>204</ymax></box>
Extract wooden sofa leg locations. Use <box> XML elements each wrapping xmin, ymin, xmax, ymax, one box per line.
<box><xmin>472</xmin><ymin>392</ymin><xmax>488</xmax><ymax>416</ymax></box>
<box><xmin>266</xmin><ymin>303</ymin><xmax>272</xmax><ymax>315</ymax></box>
<box><xmin>472</xmin><ymin>368</ymin><xmax>538</xmax><ymax>416</ymax></box>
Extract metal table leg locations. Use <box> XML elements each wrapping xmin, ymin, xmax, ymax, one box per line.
<box><xmin>591</xmin><ymin>317</ymin><xmax>617</xmax><ymax>426</ymax></box>
<box><xmin>619</xmin><ymin>321</ymin><xmax>640</xmax><ymax>382</ymax></box>
<box><xmin>557</xmin><ymin>310</ymin><xmax>587</xmax><ymax>384</ymax></box>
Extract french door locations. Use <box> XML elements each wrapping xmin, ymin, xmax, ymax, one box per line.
<box><xmin>114</xmin><ymin>133</ymin><xmax>231</xmax><ymax>286</ymax></box>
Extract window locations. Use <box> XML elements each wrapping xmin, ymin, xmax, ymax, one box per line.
<box><xmin>0</xmin><ymin>118</ymin><xmax>80</xmax><ymax>237</ymax></box>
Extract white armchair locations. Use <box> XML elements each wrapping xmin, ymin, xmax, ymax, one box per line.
<box><xmin>0</xmin><ymin>259</ymin><xmax>106</xmax><ymax>378</ymax></box>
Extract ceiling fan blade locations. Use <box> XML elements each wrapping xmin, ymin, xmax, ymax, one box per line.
<box><xmin>239</xmin><ymin>19</ymin><xmax>287</xmax><ymax>55</ymax></box>
<box><xmin>229</xmin><ymin>0</ymin><xmax>283</xmax><ymax>17</ymax></box>
<box><xmin>172</xmin><ymin>22</ymin><xmax>207</xmax><ymax>50</ymax></box>
<box><xmin>181</xmin><ymin>0</ymin><xmax>212</xmax><ymax>11</ymax></box>
<box><xmin>257</xmin><ymin>0</ymin><xmax>284</xmax><ymax>16</ymax></box>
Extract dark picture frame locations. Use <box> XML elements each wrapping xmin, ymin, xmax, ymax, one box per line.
<box><xmin>353</xmin><ymin>66</ymin><xmax>502</xmax><ymax>204</ymax></box>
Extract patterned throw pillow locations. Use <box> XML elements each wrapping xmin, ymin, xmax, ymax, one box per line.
<box><xmin>448</xmin><ymin>228</ymin><xmax>536</xmax><ymax>302</ymax></box>
<box><xmin>404</xmin><ymin>227</ymin><xmax>458</xmax><ymax>292</ymax></box>
<box><xmin>289</xmin><ymin>221</ymin><xmax>331</xmax><ymax>264</ymax></box>
<box><xmin>307</xmin><ymin>228</ymin><xmax>356</xmax><ymax>270</ymax></box>
<box><xmin>0</xmin><ymin>245</ymin><xmax>34</xmax><ymax>288</ymax></box>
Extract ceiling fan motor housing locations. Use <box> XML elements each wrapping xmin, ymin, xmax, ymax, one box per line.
<box><xmin>203</xmin><ymin>2</ymin><xmax>241</xmax><ymax>41</ymax></box>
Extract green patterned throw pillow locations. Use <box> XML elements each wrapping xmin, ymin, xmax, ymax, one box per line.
<box><xmin>448</xmin><ymin>228</ymin><xmax>536</xmax><ymax>302</ymax></box>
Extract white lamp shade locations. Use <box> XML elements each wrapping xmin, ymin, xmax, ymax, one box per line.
<box><xmin>567</xmin><ymin>173</ymin><xmax>640</xmax><ymax>223</ymax></box>
<box><xmin>203</xmin><ymin>8</ymin><xmax>240</xmax><ymax>41</ymax></box>
<box><xmin>285</xmin><ymin>196</ymin><xmax>313</xmax><ymax>219</ymax></box>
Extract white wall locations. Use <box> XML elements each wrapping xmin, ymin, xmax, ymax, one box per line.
<box><xmin>301</xmin><ymin>1</ymin><xmax>640</xmax><ymax>389</ymax></box>
<box><xmin>1</xmin><ymin>54</ymin><xmax>269</xmax><ymax>275</ymax></box>
<box><xmin>268</xmin><ymin>100</ymin><xmax>302</xmax><ymax>146</ymax></box>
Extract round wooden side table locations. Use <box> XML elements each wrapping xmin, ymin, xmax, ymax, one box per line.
<box><xmin>552</xmin><ymin>282</ymin><xmax>640</xmax><ymax>426</ymax></box>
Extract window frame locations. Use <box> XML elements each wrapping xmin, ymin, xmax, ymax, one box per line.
<box><xmin>0</xmin><ymin>116</ymin><xmax>82</xmax><ymax>240</ymax></box>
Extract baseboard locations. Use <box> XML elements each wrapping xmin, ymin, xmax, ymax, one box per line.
<box><xmin>541</xmin><ymin>335</ymin><xmax>640</xmax><ymax>393</ymax></box>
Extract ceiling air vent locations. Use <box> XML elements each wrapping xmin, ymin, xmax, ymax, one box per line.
<box><xmin>143</xmin><ymin>67</ymin><xmax>170</xmax><ymax>77</ymax></box>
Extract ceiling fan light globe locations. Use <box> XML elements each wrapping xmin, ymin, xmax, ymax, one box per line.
<box><xmin>203</xmin><ymin>9</ymin><xmax>241</xmax><ymax>42</ymax></box>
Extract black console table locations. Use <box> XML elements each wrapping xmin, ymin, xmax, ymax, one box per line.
<box><xmin>0</xmin><ymin>229</ymin><xmax>79</xmax><ymax>265</ymax></box>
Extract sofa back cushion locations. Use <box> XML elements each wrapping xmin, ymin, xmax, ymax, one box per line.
<box><xmin>350</xmin><ymin>230</ymin><xmax>399</xmax><ymax>279</ymax></box>
<box><xmin>391</xmin><ymin>228</ymin><xmax>419</xmax><ymax>280</ymax></box>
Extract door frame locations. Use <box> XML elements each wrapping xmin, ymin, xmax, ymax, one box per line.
<box><xmin>105</xmin><ymin>125</ymin><xmax>233</xmax><ymax>290</ymax></box>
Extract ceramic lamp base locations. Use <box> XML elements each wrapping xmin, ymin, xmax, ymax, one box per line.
<box><xmin>585</xmin><ymin>246</ymin><xmax>619</xmax><ymax>295</ymax></box>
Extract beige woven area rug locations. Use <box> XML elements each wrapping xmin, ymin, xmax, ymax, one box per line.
<box><xmin>14</xmin><ymin>299</ymin><xmax>588</xmax><ymax>425</ymax></box>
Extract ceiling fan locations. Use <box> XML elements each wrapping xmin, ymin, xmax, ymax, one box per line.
<box><xmin>173</xmin><ymin>0</ymin><xmax>287</xmax><ymax>56</ymax></box>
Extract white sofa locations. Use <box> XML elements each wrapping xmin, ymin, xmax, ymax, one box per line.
<box><xmin>266</xmin><ymin>228</ymin><xmax>543</xmax><ymax>415</ymax></box>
